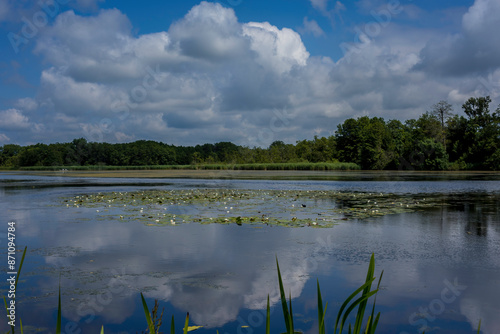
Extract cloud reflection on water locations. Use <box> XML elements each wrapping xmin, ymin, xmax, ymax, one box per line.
<box><xmin>1</xmin><ymin>178</ymin><xmax>499</xmax><ymax>333</ymax></box>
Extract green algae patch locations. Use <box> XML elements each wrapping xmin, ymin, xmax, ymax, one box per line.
<box><xmin>61</xmin><ymin>189</ymin><xmax>440</xmax><ymax>228</ymax></box>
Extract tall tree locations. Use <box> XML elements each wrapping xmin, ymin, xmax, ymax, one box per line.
<box><xmin>430</xmin><ymin>100</ymin><xmax>453</xmax><ymax>149</ymax></box>
<box><xmin>431</xmin><ymin>100</ymin><xmax>453</xmax><ymax>129</ymax></box>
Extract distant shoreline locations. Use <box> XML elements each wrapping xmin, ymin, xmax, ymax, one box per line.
<box><xmin>2</xmin><ymin>169</ymin><xmax>354</xmax><ymax>179</ymax></box>
<box><xmin>4</xmin><ymin>162</ymin><xmax>361</xmax><ymax>172</ymax></box>
<box><xmin>2</xmin><ymin>169</ymin><xmax>500</xmax><ymax>180</ymax></box>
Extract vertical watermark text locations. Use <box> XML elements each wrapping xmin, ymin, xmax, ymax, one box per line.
<box><xmin>6</xmin><ymin>221</ymin><xmax>18</xmax><ymax>327</ymax></box>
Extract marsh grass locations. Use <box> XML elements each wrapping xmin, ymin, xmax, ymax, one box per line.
<box><xmin>19</xmin><ymin>162</ymin><xmax>360</xmax><ymax>171</ymax></box>
<box><xmin>140</xmin><ymin>293</ymin><xmax>163</xmax><ymax>334</ymax></box>
<box><xmin>276</xmin><ymin>254</ymin><xmax>382</xmax><ymax>334</ymax></box>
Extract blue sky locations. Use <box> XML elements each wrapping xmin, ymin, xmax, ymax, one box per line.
<box><xmin>1</xmin><ymin>0</ymin><xmax>499</xmax><ymax>146</ymax></box>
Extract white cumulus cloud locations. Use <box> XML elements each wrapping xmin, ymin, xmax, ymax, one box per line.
<box><xmin>0</xmin><ymin>109</ymin><xmax>31</xmax><ymax>129</ymax></box>
<box><xmin>415</xmin><ymin>0</ymin><xmax>500</xmax><ymax>76</ymax></box>
<box><xmin>242</xmin><ymin>21</ymin><xmax>309</xmax><ymax>74</ymax></box>
<box><xmin>0</xmin><ymin>0</ymin><xmax>498</xmax><ymax>146</ymax></box>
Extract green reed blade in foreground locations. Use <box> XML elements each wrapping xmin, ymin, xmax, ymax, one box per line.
<box><xmin>266</xmin><ymin>295</ymin><xmax>270</xmax><ymax>334</ymax></box>
<box><xmin>288</xmin><ymin>291</ymin><xmax>295</xmax><ymax>334</ymax></box>
<box><xmin>140</xmin><ymin>293</ymin><xmax>156</xmax><ymax>334</ymax></box>
<box><xmin>365</xmin><ymin>270</ymin><xmax>384</xmax><ymax>334</ymax></box>
<box><xmin>183</xmin><ymin>313</ymin><xmax>190</xmax><ymax>334</ymax></box>
<box><xmin>333</xmin><ymin>253</ymin><xmax>381</xmax><ymax>334</ymax></box>
<box><xmin>14</xmin><ymin>246</ymin><xmax>27</xmax><ymax>292</ymax></box>
<box><xmin>278</xmin><ymin>254</ymin><xmax>381</xmax><ymax>334</ymax></box>
<box><xmin>353</xmin><ymin>254</ymin><xmax>376</xmax><ymax>333</ymax></box>
<box><xmin>369</xmin><ymin>313</ymin><xmax>381</xmax><ymax>334</ymax></box>
<box><xmin>56</xmin><ymin>284</ymin><xmax>62</xmax><ymax>334</ymax></box>
<box><xmin>276</xmin><ymin>257</ymin><xmax>293</xmax><ymax>334</ymax></box>
<box><xmin>316</xmin><ymin>281</ymin><xmax>330</xmax><ymax>334</ymax></box>
<box><xmin>334</xmin><ymin>279</ymin><xmax>375</xmax><ymax>333</ymax></box>
<box><xmin>339</xmin><ymin>290</ymin><xmax>378</xmax><ymax>333</ymax></box>
<box><xmin>100</xmin><ymin>325</ymin><xmax>104</xmax><ymax>334</ymax></box>
<box><xmin>171</xmin><ymin>315</ymin><xmax>175</xmax><ymax>334</ymax></box>
<box><xmin>317</xmin><ymin>280</ymin><xmax>326</xmax><ymax>334</ymax></box>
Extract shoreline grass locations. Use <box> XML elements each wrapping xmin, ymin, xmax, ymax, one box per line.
<box><xmin>16</xmin><ymin>162</ymin><xmax>361</xmax><ymax>172</ymax></box>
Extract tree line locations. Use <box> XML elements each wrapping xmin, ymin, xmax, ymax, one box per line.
<box><xmin>1</xmin><ymin>96</ymin><xmax>499</xmax><ymax>170</ymax></box>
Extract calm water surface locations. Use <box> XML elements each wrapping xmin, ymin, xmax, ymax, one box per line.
<box><xmin>0</xmin><ymin>172</ymin><xmax>499</xmax><ymax>334</ymax></box>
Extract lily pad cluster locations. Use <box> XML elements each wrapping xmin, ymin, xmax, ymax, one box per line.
<box><xmin>62</xmin><ymin>189</ymin><xmax>438</xmax><ymax>227</ymax></box>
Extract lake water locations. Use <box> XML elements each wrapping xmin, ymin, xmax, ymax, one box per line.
<box><xmin>1</xmin><ymin>171</ymin><xmax>499</xmax><ymax>334</ymax></box>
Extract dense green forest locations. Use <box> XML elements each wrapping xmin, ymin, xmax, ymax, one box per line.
<box><xmin>1</xmin><ymin>96</ymin><xmax>500</xmax><ymax>170</ymax></box>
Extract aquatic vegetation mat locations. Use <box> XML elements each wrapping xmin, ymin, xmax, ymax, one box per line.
<box><xmin>61</xmin><ymin>189</ymin><xmax>439</xmax><ymax>228</ymax></box>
